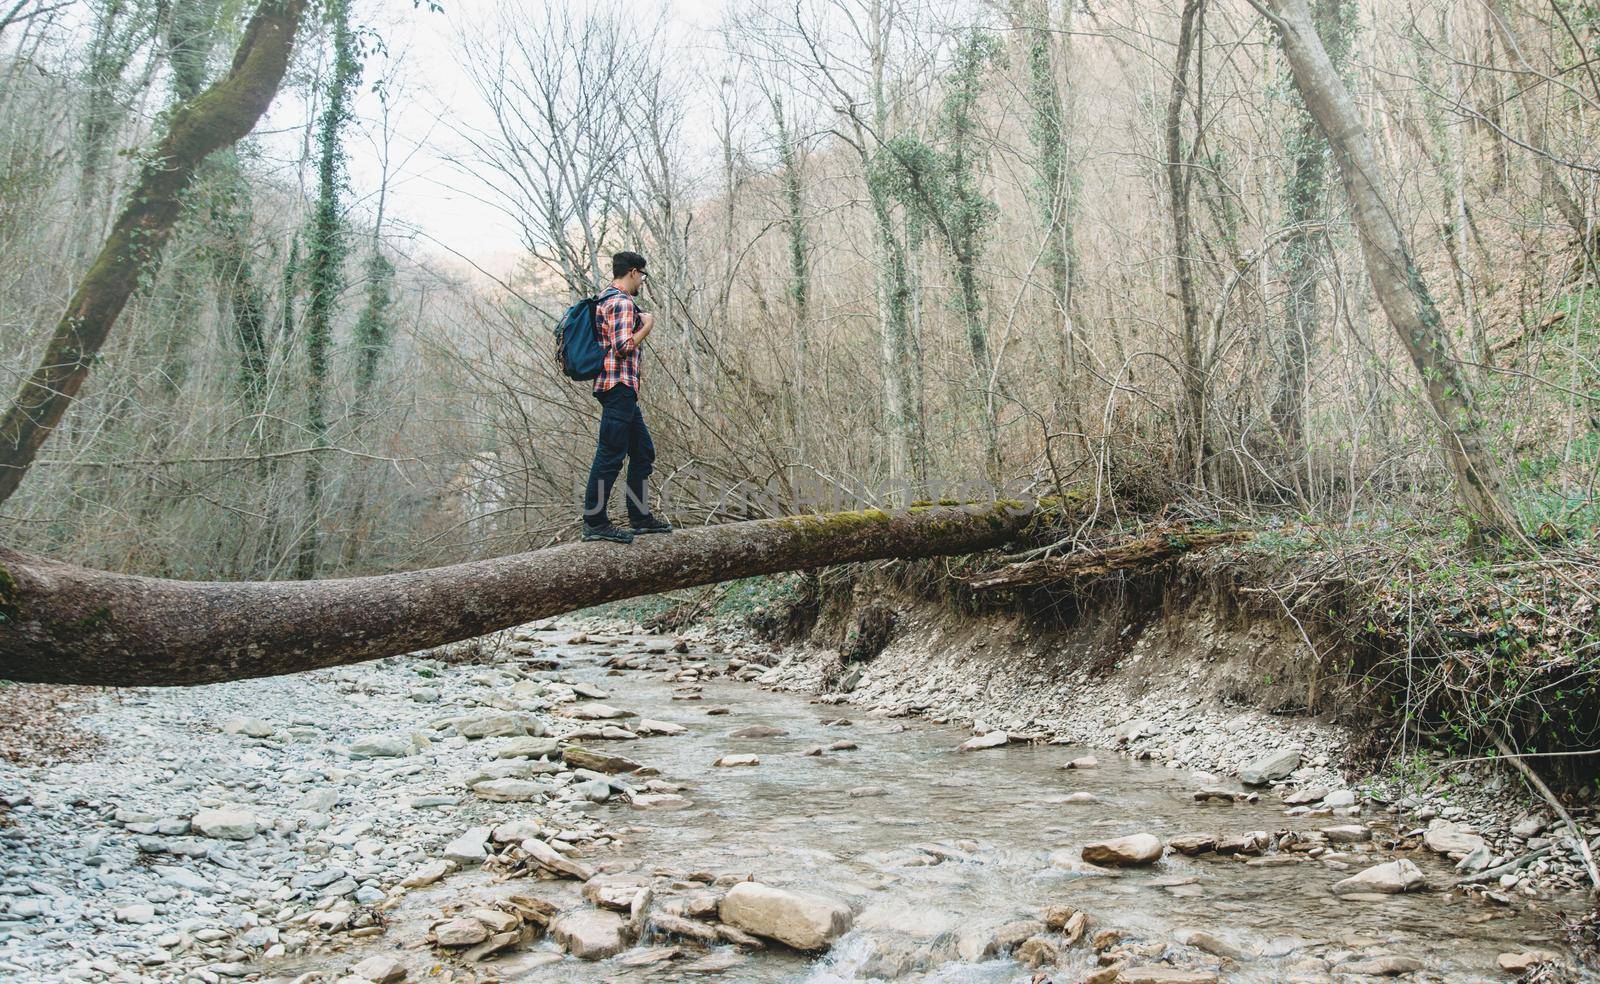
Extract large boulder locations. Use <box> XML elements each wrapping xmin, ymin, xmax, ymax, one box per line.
<box><xmin>550</xmin><ymin>908</ymin><xmax>628</xmax><ymax>959</ymax></box>
<box><xmin>1239</xmin><ymin>748</ymin><xmax>1300</xmax><ymax>786</ymax></box>
<box><xmin>1081</xmin><ymin>833</ymin><xmax>1164</xmax><ymax>867</ymax></box>
<box><xmin>718</xmin><ymin>882</ymin><xmax>852</xmax><ymax>951</ymax></box>
<box><xmin>1332</xmin><ymin>859</ymin><xmax>1426</xmax><ymax>895</ymax></box>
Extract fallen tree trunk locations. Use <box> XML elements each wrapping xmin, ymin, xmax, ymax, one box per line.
<box><xmin>0</xmin><ymin>501</ymin><xmax>1044</xmax><ymax>687</ymax></box>
<box><xmin>963</xmin><ymin>529</ymin><xmax>1249</xmax><ymax>591</ymax></box>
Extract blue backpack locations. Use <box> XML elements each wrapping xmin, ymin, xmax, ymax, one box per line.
<box><xmin>554</xmin><ymin>295</ymin><xmax>606</xmax><ymax>380</ymax></box>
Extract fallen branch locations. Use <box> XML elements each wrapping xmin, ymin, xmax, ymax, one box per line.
<box><xmin>962</xmin><ymin>528</ymin><xmax>1250</xmax><ymax>591</ymax></box>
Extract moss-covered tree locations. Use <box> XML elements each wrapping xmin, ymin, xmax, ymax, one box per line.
<box><xmin>0</xmin><ymin>0</ymin><xmax>310</xmax><ymax>508</ymax></box>
<box><xmin>295</xmin><ymin>0</ymin><xmax>360</xmax><ymax>579</ymax></box>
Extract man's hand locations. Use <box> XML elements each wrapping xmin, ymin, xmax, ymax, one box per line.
<box><xmin>635</xmin><ymin>310</ymin><xmax>655</xmax><ymax>345</ymax></box>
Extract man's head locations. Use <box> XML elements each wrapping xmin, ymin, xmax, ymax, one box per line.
<box><xmin>612</xmin><ymin>251</ymin><xmax>647</xmax><ymax>295</ymax></box>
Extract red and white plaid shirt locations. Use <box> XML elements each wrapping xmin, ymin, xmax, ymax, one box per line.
<box><xmin>594</xmin><ymin>286</ymin><xmax>642</xmax><ymax>394</ymax></box>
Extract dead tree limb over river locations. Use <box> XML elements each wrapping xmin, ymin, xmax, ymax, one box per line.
<box><xmin>0</xmin><ymin>501</ymin><xmax>1051</xmax><ymax>687</ymax></box>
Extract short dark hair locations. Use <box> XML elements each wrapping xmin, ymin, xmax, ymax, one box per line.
<box><xmin>612</xmin><ymin>251</ymin><xmax>647</xmax><ymax>279</ymax></box>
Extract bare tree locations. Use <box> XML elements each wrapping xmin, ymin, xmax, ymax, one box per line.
<box><xmin>1253</xmin><ymin>0</ymin><xmax>1523</xmax><ymax>541</ymax></box>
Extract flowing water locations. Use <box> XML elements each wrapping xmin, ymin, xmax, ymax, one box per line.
<box><xmin>467</xmin><ymin>633</ymin><xmax>1583</xmax><ymax>983</ymax></box>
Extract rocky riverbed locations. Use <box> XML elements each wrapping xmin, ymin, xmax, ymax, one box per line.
<box><xmin>0</xmin><ymin>620</ymin><xmax>1592</xmax><ymax>982</ymax></box>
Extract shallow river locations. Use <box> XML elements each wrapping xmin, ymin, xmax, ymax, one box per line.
<box><xmin>388</xmin><ymin>632</ymin><xmax>1583</xmax><ymax>983</ymax></box>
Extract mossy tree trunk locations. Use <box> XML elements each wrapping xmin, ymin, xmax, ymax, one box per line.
<box><xmin>0</xmin><ymin>0</ymin><xmax>309</xmax><ymax>508</ymax></box>
<box><xmin>295</xmin><ymin>0</ymin><xmax>359</xmax><ymax>579</ymax></box>
<box><xmin>0</xmin><ymin>501</ymin><xmax>1047</xmax><ymax>686</ymax></box>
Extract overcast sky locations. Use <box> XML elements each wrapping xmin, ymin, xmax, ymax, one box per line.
<box><xmin>269</xmin><ymin>0</ymin><xmax>732</xmax><ymax>284</ymax></box>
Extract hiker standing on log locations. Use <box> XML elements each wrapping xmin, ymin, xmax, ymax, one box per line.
<box><xmin>580</xmin><ymin>251</ymin><xmax>674</xmax><ymax>543</ymax></box>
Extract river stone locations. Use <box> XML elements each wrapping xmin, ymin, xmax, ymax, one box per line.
<box><xmin>563</xmin><ymin>747</ymin><xmax>644</xmax><ymax>774</ymax></box>
<box><xmin>1283</xmin><ymin>786</ymin><xmax>1327</xmax><ymax>805</ymax></box>
<box><xmin>496</xmin><ymin>737</ymin><xmax>562</xmax><ymax>759</ymax></box>
<box><xmin>650</xmin><ymin>911</ymin><xmax>721</xmax><ymax>944</ymax></box>
<box><xmin>1062</xmin><ymin>755</ymin><xmax>1099</xmax><ymax>770</ymax></box>
<box><xmin>562</xmin><ymin>702</ymin><xmax>635</xmax><ymax>720</ymax></box>
<box><xmin>1180</xmin><ymin>931</ymin><xmax>1252</xmax><ymax>960</ymax></box>
<box><xmin>958</xmin><ymin>731</ymin><xmax>1009</xmax><ymax>751</ymax></box>
<box><xmin>461</xmin><ymin>760</ymin><xmax>557</xmax><ymax>787</ymax></box>
<box><xmin>551</xmin><ymin>908</ymin><xmax>628</xmax><ymax>959</ymax></box>
<box><xmin>1332</xmin><ymin>859</ymin><xmax>1426</xmax><ymax>895</ymax></box>
<box><xmin>114</xmin><ymin>903</ymin><xmax>156</xmax><ymax>924</ymax></box>
<box><xmin>1324</xmin><ymin>789</ymin><xmax>1356</xmax><ymax>808</ymax></box>
<box><xmin>441</xmin><ymin>826</ymin><xmax>491</xmax><ymax>865</ymax></box>
<box><xmin>1057</xmin><ymin>792</ymin><xmax>1099</xmax><ymax>805</ymax></box>
<box><xmin>1511</xmin><ymin>815</ymin><xmax>1548</xmax><ymax>839</ymax></box>
<box><xmin>447</xmin><ymin>712</ymin><xmax>546</xmax><ymax>738</ymax></box>
<box><xmin>297</xmin><ymin>788</ymin><xmax>341</xmax><ymax>812</ymax></box>
<box><xmin>472</xmin><ymin>778</ymin><xmax>547</xmax><ymax>802</ymax></box>
<box><xmin>465</xmin><ymin>907</ymin><xmax>521</xmax><ymax>934</ymax></box>
<box><xmin>1423</xmin><ymin>821</ymin><xmax>1485</xmax><ymax>857</ymax></box>
<box><xmin>1322</xmin><ymin>824</ymin><xmax>1370</xmax><ymax>844</ymax></box>
<box><xmin>348</xmin><ymin>955</ymin><xmax>407</xmax><ymax>984</ymax></box>
<box><xmin>719</xmin><ymin>882</ymin><xmax>852</xmax><ymax>951</ymax></box>
<box><xmin>1168</xmin><ymin>834</ymin><xmax>1217</xmax><ymax>855</ymax></box>
<box><xmin>349</xmin><ymin>734</ymin><xmax>413</xmax><ymax>758</ymax></box>
<box><xmin>493</xmin><ymin>819</ymin><xmax>543</xmax><ymax>842</ymax></box>
<box><xmin>1240</xmin><ymin>748</ymin><xmax>1300</xmax><ymax>785</ymax></box>
<box><xmin>714</xmin><ymin>754</ymin><xmax>760</xmax><ymax>767</ymax></box>
<box><xmin>1115</xmin><ymin>970</ymin><xmax>1219</xmax><ymax>984</ymax></box>
<box><xmin>584</xmin><ymin>873</ymin><xmax>651</xmax><ymax>910</ymax></box>
<box><xmin>849</xmin><ymin>786</ymin><xmax>887</xmax><ymax>798</ymax></box>
<box><xmin>521</xmin><ymin>838</ymin><xmax>594</xmax><ymax>880</ymax></box>
<box><xmin>400</xmin><ymin>859</ymin><xmax>455</xmax><ymax>888</ymax></box>
<box><xmin>434</xmin><ymin>917</ymin><xmax>489</xmax><ymax>947</ymax></box>
<box><xmin>1498</xmin><ymin>950</ymin><xmax>1559</xmax><ymax>973</ymax></box>
<box><xmin>631</xmin><ymin>793</ymin><xmax>691</xmax><ymax>810</ymax></box>
<box><xmin>1082</xmin><ymin>834</ymin><xmax>1163</xmax><ymax>867</ymax></box>
<box><xmin>191</xmin><ymin>808</ymin><xmax>258</xmax><ymax>841</ymax></box>
<box><xmin>636</xmin><ymin>719</ymin><xmax>687</xmax><ymax>736</ymax></box>
<box><xmin>729</xmin><ymin>725</ymin><xmax>788</xmax><ymax>738</ymax></box>
<box><xmin>221</xmin><ymin>717</ymin><xmax>275</xmax><ymax>738</ymax></box>
<box><xmin>1339</xmin><ymin>955</ymin><xmax>1423</xmax><ymax>976</ymax></box>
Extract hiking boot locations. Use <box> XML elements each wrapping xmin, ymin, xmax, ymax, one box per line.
<box><xmin>630</xmin><ymin>515</ymin><xmax>674</xmax><ymax>535</ymax></box>
<box><xmin>581</xmin><ymin>523</ymin><xmax>634</xmax><ymax>544</ymax></box>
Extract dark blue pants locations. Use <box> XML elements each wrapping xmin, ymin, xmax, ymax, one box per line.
<box><xmin>582</xmin><ymin>384</ymin><xmax>655</xmax><ymax>528</ymax></box>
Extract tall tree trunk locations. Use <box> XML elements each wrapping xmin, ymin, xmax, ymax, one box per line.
<box><xmin>866</xmin><ymin>0</ymin><xmax>924</xmax><ymax>497</ymax></box>
<box><xmin>772</xmin><ymin>93</ymin><xmax>810</xmax><ymax>454</ymax></box>
<box><xmin>1273</xmin><ymin>0</ymin><xmax>1350</xmax><ymax>455</ymax></box>
<box><xmin>0</xmin><ymin>0</ymin><xmax>309</xmax><ymax>508</ymax></box>
<box><xmin>0</xmin><ymin>500</ymin><xmax>1050</xmax><ymax>686</ymax></box>
<box><xmin>1258</xmin><ymin>0</ymin><xmax>1523</xmax><ymax>541</ymax></box>
<box><xmin>1016</xmin><ymin>0</ymin><xmax>1079</xmax><ymax>419</ymax></box>
<box><xmin>1166</xmin><ymin>0</ymin><xmax>1208</xmax><ymax>487</ymax></box>
<box><xmin>295</xmin><ymin>0</ymin><xmax>359</xmax><ymax>579</ymax></box>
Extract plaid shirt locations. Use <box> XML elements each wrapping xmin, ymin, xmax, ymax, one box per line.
<box><xmin>593</xmin><ymin>286</ymin><xmax>642</xmax><ymax>394</ymax></box>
